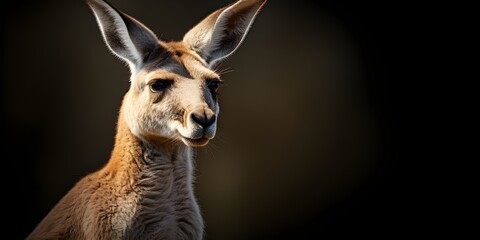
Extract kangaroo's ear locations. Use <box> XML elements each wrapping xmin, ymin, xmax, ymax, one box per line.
<box><xmin>183</xmin><ymin>0</ymin><xmax>267</xmax><ymax>68</ymax></box>
<box><xmin>85</xmin><ymin>0</ymin><xmax>162</xmax><ymax>73</ymax></box>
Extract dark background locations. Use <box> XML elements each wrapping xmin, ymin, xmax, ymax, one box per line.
<box><xmin>0</xmin><ymin>0</ymin><xmax>437</xmax><ymax>239</ymax></box>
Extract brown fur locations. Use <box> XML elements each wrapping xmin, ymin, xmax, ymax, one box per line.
<box><xmin>28</xmin><ymin>103</ymin><xmax>202</xmax><ymax>239</ymax></box>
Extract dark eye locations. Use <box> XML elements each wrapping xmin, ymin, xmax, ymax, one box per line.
<box><xmin>207</xmin><ymin>79</ymin><xmax>222</xmax><ymax>93</ymax></box>
<box><xmin>150</xmin><ymin>79</ymin><xmax>173</xmax><ymax>92</ymax></box>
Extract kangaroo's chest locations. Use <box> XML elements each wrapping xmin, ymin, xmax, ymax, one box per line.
<box><xmin>88</xmin><ymin>168</ymin><xmax>203</xmax><ymax>239</ymax></box>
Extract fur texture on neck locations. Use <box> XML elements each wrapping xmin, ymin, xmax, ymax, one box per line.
<box><xmin>27</xmin><ymin>106</ymin><xmax>203</xmax><ymax>240</ymax></box>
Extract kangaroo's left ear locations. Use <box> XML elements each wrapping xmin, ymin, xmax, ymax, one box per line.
<box><xmin>183</xmin><ymin>0</ymin><xmax>267</xmax><ymax>68</ymax></box>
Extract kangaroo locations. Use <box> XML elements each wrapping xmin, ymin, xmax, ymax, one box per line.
<box><xmin>27</xmin><ymin>0</ymin><xmax>267</xmax><ymax>239</ymax></box>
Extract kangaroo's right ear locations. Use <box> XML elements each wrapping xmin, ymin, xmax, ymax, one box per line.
<box><xmin>85</xmin><ymin>0</ymin><xmax>162</xmax><ymax>73</ymax></box>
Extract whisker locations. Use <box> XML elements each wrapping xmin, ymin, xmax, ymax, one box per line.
<box><xmin>216</xmin><ymin>67</ymin><xmax>234</xmax><ymax>76</ymax></box>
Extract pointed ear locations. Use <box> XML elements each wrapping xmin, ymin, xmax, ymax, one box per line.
<box><xmin>85</xmin><ymin>0</ymin><xmax>162</xmax><ymax>72</ymax></box>
<box><xmin>183</xmin><ymin>0</ymin><xmax>267</xmax><ymax>68</ymax></box>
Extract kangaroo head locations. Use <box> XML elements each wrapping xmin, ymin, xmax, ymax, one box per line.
<box><xmin>86</xmin><ymin>0</ymin><xmax>267</xmax><ymax>147</ymax></box>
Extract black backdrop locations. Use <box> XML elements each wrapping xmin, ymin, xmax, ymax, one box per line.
<box><xmin>0</xmin><ymin>1</ymin><xmax>429</xmax><ymax>239</ymax></box>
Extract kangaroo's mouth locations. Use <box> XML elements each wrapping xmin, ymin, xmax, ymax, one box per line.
<box><xmin>181</xmin><ymin>136</ymin><xmax>210</xmax><ymax>147</ymax></box>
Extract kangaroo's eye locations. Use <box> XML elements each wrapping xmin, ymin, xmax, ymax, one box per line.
<box><xmin>150</xmin><ymin>79</ymin><xmax>173</xmax><ymax>92</ymax></box>
<box><xmin>207</xmin><ymin>79</ymin><xmax>222</xmax><ymax>93</ymax></box>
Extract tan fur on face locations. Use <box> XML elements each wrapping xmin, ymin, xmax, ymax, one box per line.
<box><xmin>124</xmin><ymin>41</ymin><xmax>221</xmax><ymax>146</ymax></box>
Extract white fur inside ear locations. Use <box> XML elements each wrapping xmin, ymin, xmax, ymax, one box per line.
<box><xmin>91</xmin><ymin>0</ymin><xmax>141</xmax><ymax>72</ymax></box>
<box><xmin>207</xmin><ymin>0</ymin><xmax>260</xmax><ymax>67</ymax></box>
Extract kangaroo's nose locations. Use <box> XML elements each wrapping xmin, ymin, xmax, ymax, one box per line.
<box><xmin>190</xmin><ymin>107</ymin><xmax>216</xmax><ymax>129</ymax></box>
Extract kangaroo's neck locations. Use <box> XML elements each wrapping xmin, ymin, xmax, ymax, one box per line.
<box><xmin>104</xmin><ymin>108</ymin><xmax>195</xmax><ymax>189</ymax></box>
<box><xmin>98</xmin><ymin>108</ymin><xmax>202</xmax><ymax>238</ymax></box>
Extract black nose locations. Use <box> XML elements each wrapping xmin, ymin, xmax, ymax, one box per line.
<box><xmin>190</xmin><ymin>108</ymin><xmax>216</xmax><ymax>128</ymax></box>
